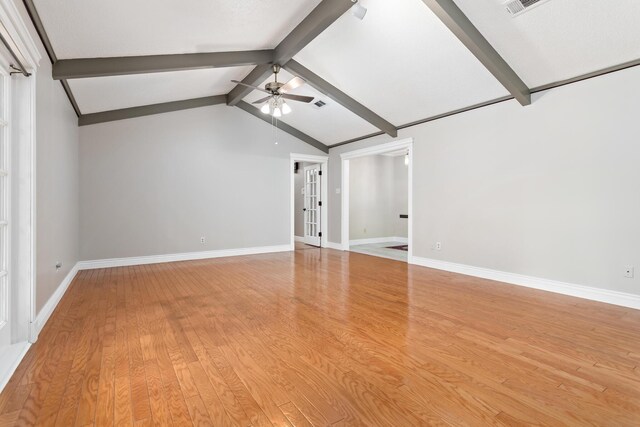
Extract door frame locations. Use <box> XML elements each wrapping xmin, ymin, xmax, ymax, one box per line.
<box><xmin>290</xmin><ymin>153</ymin><xmax>328</xmax><ymax>250</ymax></box>
<box><xmin>340</xmin><ymin>138</ymin><xmax>414</xmax><ymax>261</ymax></box>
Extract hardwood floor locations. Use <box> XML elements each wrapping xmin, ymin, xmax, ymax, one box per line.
<box><xmin>294</xmin><ymin>241</ymin><xmax>319</xmax><ymax>250</ymax></box>
<box><xmin>1</xmin><ymin>249</ymin><xmax>640</xmax><ymax>426</ymax></box>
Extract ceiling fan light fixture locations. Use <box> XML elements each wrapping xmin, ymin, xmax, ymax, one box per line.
<box><xmin>281</xmin><ymin>101</ymin><xmax>292</xmax><ymax>115</ymax></box>
<box><xmin>273</xmin><ymin>107</ymin><xmax>282</xmax><ymax>118</ymax></box>
<box><xmin>351</xmin><ymin>1</ymin><xmax>367</xmax><ymax>20</ymax></box>
<box><xmin>260</xmin><ymin>103</ymin><xmax>270</xmax><ymax>114</ymax></box>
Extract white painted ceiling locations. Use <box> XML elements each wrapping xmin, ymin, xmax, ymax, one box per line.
<box><xmin>33</xmin><ymin>0</ymin><xmax>322</xmax><ymax>58</ymax></box>
<box><xmin>294</xmin><ymin>0</ymin><xmax>510</xmax><ymax>126</ymax></box>
<box><xmin>453</xmin><ymin>0</ymin><xmax>640</xmax><ymax>88</ymax></box>
<box><xmin>31</xmin><ymin>0</ymin><xmax>640</xmax><ymax>146</ymax></box>
<box><xmin>244</xmin><ymin>69</ymin><xmax>379</xmax><ymax>144</ymax></box>
<box><xmin>69</xmin><ymin>67</ymin><xmax>253</xmax><ymax>114</ymax></box>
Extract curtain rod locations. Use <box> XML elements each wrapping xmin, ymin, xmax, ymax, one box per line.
<box><xmin>0</xmin><ymin>30</ymin><xmax>30</xmax><ymax>77</ymax></box>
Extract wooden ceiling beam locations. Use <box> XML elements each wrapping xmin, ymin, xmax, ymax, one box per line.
<box><xmin>284</xmin><ymin>60</ymin><xmax>397</xmax><ymax>137</ymax></box>
<box><xmin>236</xmin><ymin>101</ymin><xmax>328</xmax><ymax>153</ymax></box>
<box><xmin>78</xmin><ymin>95</ymin><xmax>226</xmax><ymax>126</ymax></box>
<box><xmin>53</xmin><ymin>50</ymin><xmax>274</xmax><ymax>80</ymax></box>
<box><xmin>420</xmin><ymin>0</ymin><xmax>531</xmax><ymax>106</ymax></box>
<box><xmin>226</xmin><ymin>0</ymin><xmax>353</xmax><ymax>106</ymax></box>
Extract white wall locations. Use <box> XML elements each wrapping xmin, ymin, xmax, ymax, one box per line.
<box><xmin>392</xmin><ymin>155</ymin><xmax>408</xmax><ymax>237</ymax></box>
<box><xmin>79</xmin><ymin>105</ymin><xmax>324</xmax><ymax>260</ymax></box>
<box><xmin>329</xmin><ymin>66</ymin><xmax>640</xmax><ymax>296</ymax></box>
<box><xmin>348</xmin><ymin>155</ymin><xmax>407</xmax><ymax>240</ymax></box>
<box><xmin>34</xmin><ymin>59</ymin><xmax>80</xmax><ymax>313</ymax></box>
<box><xmin>349</xmin><ymin>155</ymin><xmax>393</xmax><ymax>240</ymax></box>
<box><xmin>13</xmin><ymin>1</ymin><xmax>81</xmax><ymax>314</ymax></box>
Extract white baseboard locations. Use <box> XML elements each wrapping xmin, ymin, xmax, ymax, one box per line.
<box><xmin>77</xmin><ymin>244</ymin><xmax>292</xmax><ymax>270</ymax></box>
<box><xmin>349</xmin><ymin>236</ymin><xmax>408</xmax><ymax>246</ymax></box>
<box><xmin>294</xmin><ymin>236</ymin><xmax>305</xmax><ymax>243</ymax></box>
<box><xmin>392</xmin><ymin>237</ymin><xmax>409</xmax><ymax>244</ymax></box>
<box><xmin>410</xmin><ymin>256</ymin><xmax>640</xmax><ymax>310</ymax></box>
<box><xmin>0</xmin><ymin>341</ymin><xmax>31</xmax><ymax>393</ymax></box>
<box><xmin>325</xmin><ymin>241</ymin><xmax>344</xmax><ymax>250</ymax></box>
<box><xmin>31</xmin><ymin>262</ymin><xmax>80</xmax><ymax>342</ymax></box>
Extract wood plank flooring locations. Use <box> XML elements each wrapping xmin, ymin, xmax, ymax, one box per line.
<box><xmin>1</xmin><ymin>249</ymin><xmax>640</xmax><ymax>426</ymax></box>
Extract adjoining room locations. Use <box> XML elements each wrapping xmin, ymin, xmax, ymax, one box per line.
<box><xmin>347</xmin><ymin>150</ymin><xmax>409</xmax><ymax>261</ymax></box>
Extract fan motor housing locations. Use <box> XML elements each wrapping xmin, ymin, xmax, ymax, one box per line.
<box><xmin>265</xmin><ymin>81</ymin><xmax>284</xmax><ymax>93</ymax></box>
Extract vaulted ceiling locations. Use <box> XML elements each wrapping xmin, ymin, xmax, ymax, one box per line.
<box><xmin>28</xmin><ymin>0</ymin><xmax>640</xmax><ymax>149</ymax></box>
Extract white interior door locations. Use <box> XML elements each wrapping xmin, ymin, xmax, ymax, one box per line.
<box><xmin>303</xmin><ymin>164</ymin><xmax>321</xmax><ymax>246</ymax></box>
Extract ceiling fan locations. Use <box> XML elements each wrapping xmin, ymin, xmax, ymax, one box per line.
<box><xmin>231</xmin><ymin>64</ymin><xmax>314</xmax><ymax>117</ymax></box>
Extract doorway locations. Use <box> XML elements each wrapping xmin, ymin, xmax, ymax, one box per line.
<box><xmin>340</xmin><ymin>138</ymin><xmax>413</xmax><ymax>262</ymax></box>
<box><xmin>290</xmin><ymin>154</ymin><xmax>328</xmax><ymax>251</ymax></box>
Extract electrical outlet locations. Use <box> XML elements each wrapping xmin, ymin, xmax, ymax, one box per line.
<box><xmin>435</xmin><ymin>242</ymin><xmax>442</xmax><ymax>251</ymax></box>
<box><xmin>335</xmin><ymin>188</ymin><xmax>341</xmax><ymax>194</ymax></box>
<box><xmin>363</xmin><ymin>228</ymin><xmax>367</xmax><ymax>234</ymax></box>
<box><xmin>200</xmin><ymin>236</ymin><xmax>206</xmax><ymax>244</ymax></box>
<box><xmin>624</xmin><ymin>266</ymin><xmax>634</xmax><ymax>278</ymax></box>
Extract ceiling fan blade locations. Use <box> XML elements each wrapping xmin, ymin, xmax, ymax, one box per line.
<box><xmin>230</xmin><ymin>80</ymin><xmax>271</xmax><ymax>94</ymax></box>
<box><xmin>252</xmin><ymin>95</ymin><xmax>272</xmax><ymax>105</ymax></box>
<box><xmin>279</xmin><ymin>76</ymin><xmax>305</xmax><ymax>94</ymax></box>
<box><xmin>281</xmin><ymin>93</ymin><xmax>315</xmax><ymax>103</ymax></box>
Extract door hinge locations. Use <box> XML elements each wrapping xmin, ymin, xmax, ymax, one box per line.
<box><xmin>318</xmin><ymin>201</ymin><xmax>322</xmax><ymax>206</ymax></box>
<box><xmin>318</xmin><ymin>170</ymin><xmax>322</xmax><ymax>175</ymax></box>
<box><xmin>319</xmin><ymin>232</ymin><xmax>322</xmax><ymax>237</ymax></box>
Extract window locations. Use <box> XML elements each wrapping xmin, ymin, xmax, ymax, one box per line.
<box><xmin>0</xmin><ymin>0</ymin><xmax>39</xmax><ymax>350</ymax></box>
<box><xmin>0</xmin><ymin>71</ymin><xmax>9</xmax><ymax>333</ymax></box>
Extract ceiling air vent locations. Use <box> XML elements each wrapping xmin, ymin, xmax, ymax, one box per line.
<box><xmin>313</xmin><ymin>100</ymin><xmax>327</xmax><ymax>109</ymax></box>
<box><xmin>504</xmin><ymin>0</ymin><xmax>550</xmax><ymax>17</ymax></box>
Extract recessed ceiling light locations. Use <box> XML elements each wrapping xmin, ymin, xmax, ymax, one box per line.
<box><xmin>351</xmin><ymin>0</ymin><xmax>367</xmax><ymax>20</ymax></box>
